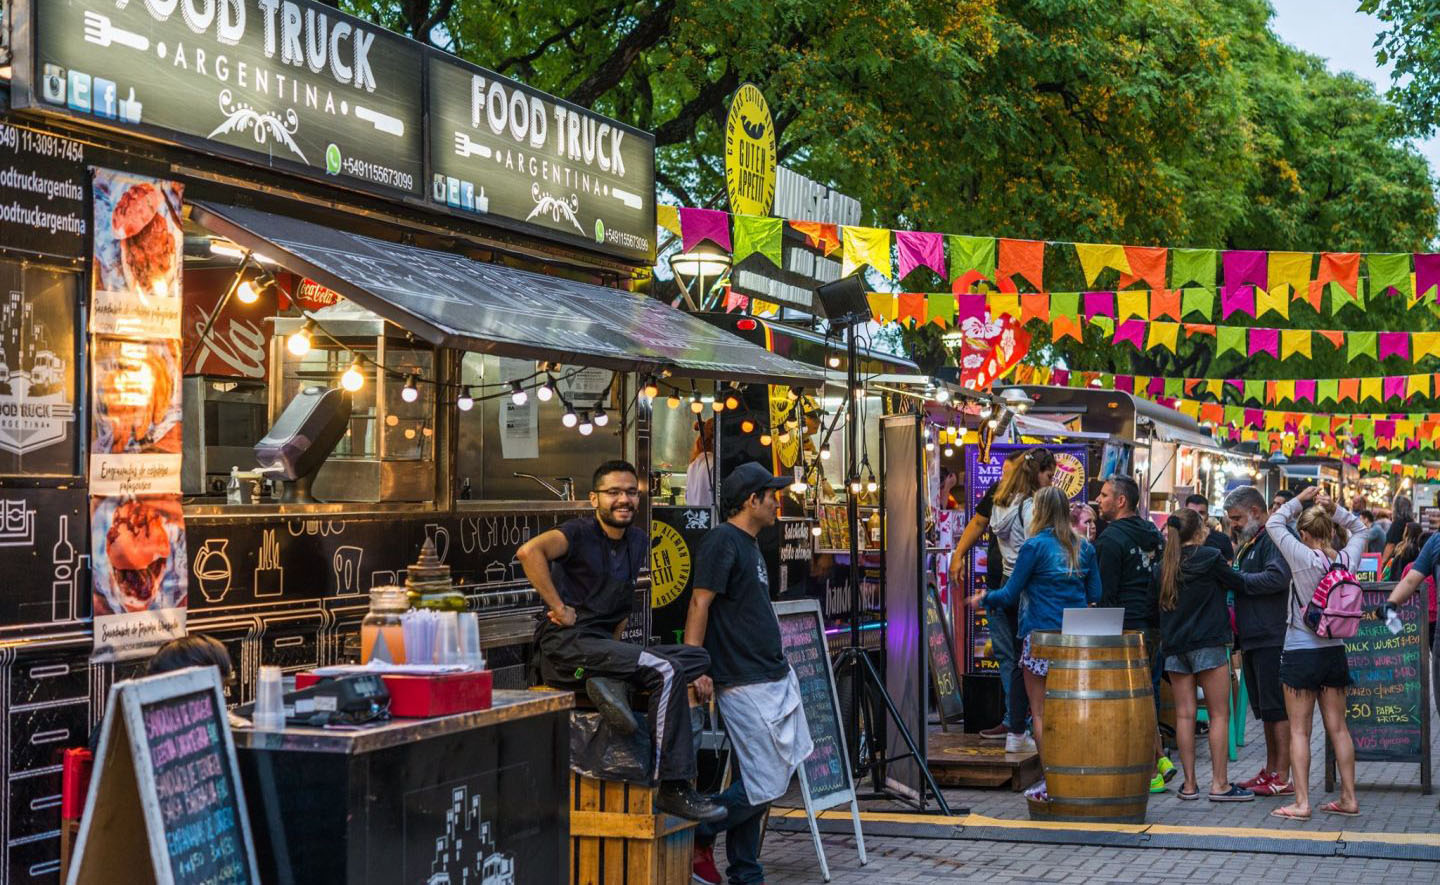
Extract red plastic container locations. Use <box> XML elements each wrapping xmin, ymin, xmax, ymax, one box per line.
<box><xmin>295</xmin><ymin>670</ymin><xmax>493</xmax><ymax>718</ymax></box>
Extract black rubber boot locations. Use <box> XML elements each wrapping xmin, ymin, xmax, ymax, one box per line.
<box><xmin>655</xmin><ymin>780</ymin><xmax>726</xmax><ymax>823</ymax></box>
<box><xmin>585</xmin><ymin>676</ymin><xmax>638</xmax><ymax>736</ymax></box>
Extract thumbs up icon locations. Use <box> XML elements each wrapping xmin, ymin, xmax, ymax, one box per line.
<box><xmin>117</xmin><ymin>87</ymin><xmax>142</xmax><ymax>124</ymax></box>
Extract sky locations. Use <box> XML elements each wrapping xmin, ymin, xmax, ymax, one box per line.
<box><xmin>1268</xmin><ymin>0</ymin><xmax>1440</xmax><ymax>176</ymax></box>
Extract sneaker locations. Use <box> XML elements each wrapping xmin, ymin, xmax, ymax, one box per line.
<box><xmin>1237</xmin><ymin>768</ymin><xmax>1274</xmax><ymax>791</ymax></box>
<box><xmin>1208</xmin><ymin>784</ymin><xmax>1256</xmax><ymax>803</ymax></box>
<box><xmin>585</xmin><ymin>677</ymin><xmax>638</xmax><ymax>736</ymax></box>
<box><xmin>1253</xmin><ymin>778</ymin><xmax>1294</xmax><ymax>797</ymax></box>
<box><xmin>656</xmin><ymin>781</ymin><xmax>726</xmax><ymax>823</ymax></box>
<box><xmin>692</xmin><ymin>842</ymin><xmax>722</xmax><ymax>885</ymax></box>
<box><xmin>978</xmin><ymin>723</ymin><xmax>1008</xmax><ymax>740</ymax></box>
<box><xmin>1156</xmin><ymin>756</ymin><xmax>1178</xmax><ymax>783</ymax></box>
<box><xmin>1005</xmin><ymin>732</ymin><xmax>1037</xmax><ymax>754</ymax></box>
<box><xmin>1024</xmin><ymin>778</ymin><xmax>1048</xmax><ymax>801</ymax></box>
<box><xmin>1150</xmin><ymin>773</ymin><xmax>1168</xmax><ymax>793</ymax></box>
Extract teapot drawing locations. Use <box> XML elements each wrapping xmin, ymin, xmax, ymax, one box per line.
<box><xmin>193</xmin><ymin>538</ymin><xmax>232</xmax><ymax>603</ymax></box>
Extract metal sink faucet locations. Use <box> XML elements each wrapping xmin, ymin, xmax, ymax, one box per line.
<box><xmin>513</xmin><ymin>473</ymin><xmax>575</xmax><ymax>501</ymax></box>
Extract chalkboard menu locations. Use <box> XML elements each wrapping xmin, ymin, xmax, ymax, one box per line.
<box><xmin>1345</xmin><ymin>589</ymin><xmax>1429</xmax><ymax>763</ymax></box>
<box><xmin>925</xmin><ymin>586</ymin><xmax>964</xmax><ymax>724</ymax></box>
<box><xmin>776</xmin><ymin>599</ymin><xmax>853</xmax><ymax>807</ymax></box>
<box><xmin>67</xmin><ymin>667</ymin><xmax>259</xmax><ymax>885</ymax></box>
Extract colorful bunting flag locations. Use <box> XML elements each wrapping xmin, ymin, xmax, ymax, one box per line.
<box><xmin>1316</xmin><ymin>252</ymin><xmax>1361</xmax><ymax>295</ymax></box>
<box><xmin>1083</xmin><ymin>291</ymin><xmax>1116</xmax><ymax>319</ymax></box>
<box><xmin>867</xmin><ymin>293</ymin><xmax>896</xmax><ymax>324</ymax></box>
<box><xmin>1223</xmin><ymin>250</ymin><xmax>1268</xmax><ymax>289</ymax></box>
<box><xmin>1267</xmin><ymin>251</ymin><xmax>1312</xmax><ymax>299</ymax></box>
<box><xmin>1254</xmin><ymin>287</ymin><xmax>1290</xmax><ymax>320</ymax></box>
<box><xmin>1114</xmin><ymin>319</ymin><xmax>1146</xmax><ymax>348</ymax></box>
<box><xmin>732</xmin><ymin>215</ymin><xmax>784</xmax><ymax>267</ymax></box>
<box><xmin>896</xmin><ymin>231</ymin><xmax>947</xmax><ymax>280</ymax></box>
<box><xmin>1020</xmin><ymin>293</ymin><xmax>1051</xmax><ymax>325</ymax></box>
<box><xmin>679</xmin><ymin>207</ymin><xmax>732</xmax><ymax>252</ymax></box>
<box><xmin>1171</xmin><ymin>249</ymin><xmax>1217</xmax><ymax>289</ymax></box>
<box><xmin>1379</xmin><ymin>331</ymin><xmax>1411</xmax><ymax>362</ymax></box>
<box><xmin>1249</xmin><ymin>328</ymin><xmax>1279</xmax><ymax>359</ymax></box>
<box><xmin>842</xmin><ymin>226</ymin><xmax>893</xmax><ymax>279</ymax></box>
<box><xmin>1181</xmin><ymin>288</ymin><xmax>1214</xmax><ymax>319</ymax></box>
<box><xmin>927</xmin><ymin>293</ymin><xmax>957</xmax><ymax>327</ymax></box>
<box><xmin>897</xmin><ymin>293</ymin><xmax>925</xmax><ymax>326</ymax></box>
<box><xmin>1367</xmin><ymin>253</ymin><xmax>1413</xmax><ymax>298</ymax></box>
<box><xmin>999</xmin><ymin>238</ymin><xmax>1045</xmax><ymax>291</ymax></box>
<box><xmin>1217</xmin><ymin>326</ymin><xmax>1245</xmax><ymax>358</ymax></box>
<box><xmin>791</xmin><ymin>221</ymin><xmax>841</xmax><ymax>256</ymax></box>
<box><xmin>1417</xmin><ymin>253</ymin><xmax>1440</xmax><ymax>302</ymax></box>
<box><xmin>657</xmin><ymin>204</ymin><xmax>682</xmax><ymax>237</ymax></box>
<box><xmin>1281</xmin><ymin>329</ymin><xmax>1311</xmax><ymax>360</ymax></box>
<box><xmin>1221</xmin><ymin>286</ymin><xmax>1256</xmax><ymax>319</ymax></box>
<box><xmin>1148</xmin><ymin>322</ymin><xmax>1180</xmax><ymax>353</ymax></box>
<box><xmin>1150</xmin><ymin>289</ymin><xmax>1181</xmax><ymax>321</ymax></box>
<box><xmin>1349</xmin><ymin>331</ymin><xmax>1378</xmax><ymax>363</ymax></box>
<box><xmin>1117</xmin><ymin>290</ymin><xmax>1149</xmax><ymax>321</ymax></box>
<box><xmin>1117</xmin><ymin>246</ymin><xmax>1168</xmax><ymax>290</ymax></box>
<box><xmin>946</xmin><ymin>235</ymin><xmax>996</xmax><ymax>283</ymax></box>
<box><xmin>1075</xmin><ymin>243</ymin><xmax>1131</xmax><ymax>286</ymax></box>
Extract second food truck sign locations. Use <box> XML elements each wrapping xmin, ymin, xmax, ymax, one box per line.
<box><xmin>16</xmin><ymin>0</ymin><xmax>656</xmax><ymax>263</ymax></box>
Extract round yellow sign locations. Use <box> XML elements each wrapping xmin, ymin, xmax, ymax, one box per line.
<box><xmin>650</xmin><ymin>520</ymin><xmax>692</xmax><ymax>609</ymax></box>
<box><xmin>724</xmin><ymin>84</ymin><xmax>777</xmax><ymax>216</ymax></box>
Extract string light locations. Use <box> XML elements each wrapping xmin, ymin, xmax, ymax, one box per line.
<box><xmin>666</xmin><ymin>393</ymin><xmax>681</xmax><ymax>409</ymax></box>
<box><xmin>849</xmin><ymin>477</ymin><xmax>862</xmax><ymax>494</ymax></box>
<box><xmin>712</xmin><ymin>397</ymin><xmax>726</xmax><ymax>413</ymax></box>
<box><xmin>561</xmin><ymin>402</ymin><xmax>579</xmax><ymax>428</ymax></box>
<box><xmin>741</xmin><ymin>419</ymin><xmax>756</xmax><ymax>434</ymax></box>
<box><xmin>690</xmin><ymin>393</ymin><xmax>704</xmax><ymax>414</ymax></box>
<box><xmin>943</xmin><ymin>445</ymin><xmax>954</xmax><ymax>457</ymax></box>
<box><xmin>642</xmin><ymin>378</ymin><xmax>660</xmax><ymax>399</ymax></box>
<box><xmin>828</xmin><ymin>354</ymin><xmax>841</xmax><ymax>369</ymax></box>
<box><xmin>866</xmin><ymin>478</ymin><xmax>878</xmax><ymax>493</ymax></box>
<box><xmin>236</xmin><ymin>279</ymin><xmax>262</xmax><ymax>304</ymax></box>
<box><xmin>577</xmin><ymin>411</ymin><xmax>594</xmax><ymax>436</ymax></box>
<box><xmin>401</xmin><ymin>375</ymin><xmax>419</xmax><ymax>403</ymax></box>
<box><xmin>593</xmin><ymin>404</ymin><xmax>609</xmax><ymax>427</ymax></box>
<box><xmin>760</xmin><ymin>433</ymin><xmax>773</xmax><ymax>446</ymax></box>
<box><xmin>536</xmin><ymin>375</ymin><xmax>556</xmax><ymax>402</ymax></box>
<box><xmin>457</xmin><ymin>388</ymin><xmax>475</xmax><ymax>411</ymax></box>
<box><xmin>820</xmin><ymin>444</ymin><xmax>831</xmax><ymax>461</ymax></box>
<box><xmin>724</xmin><ymin>391</ymin><xmax>741</xmax><ymax>410</ymax></box>
<box><xmin>286</xmin><ymin>321</ymin><xmax>314</xmax><ymax>357</ymax></box>
<box><xmin>340</xmin><ymin>355</ymin><xmax>365</xmax><ymax>392</ymax></box>
<box><xmin>510</xmin><ymin>380</ymin><xmax>528</xmax><ymax>406</ymax></box>
<box><xmin>811</xmin><ymin>525</ymin><xmax>823</xmax><ymax>537</ymax></box>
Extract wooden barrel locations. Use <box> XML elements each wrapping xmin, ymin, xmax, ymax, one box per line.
<box><xmin>1027</xmin><ymin>630</ymin><xmax>1156</xmax><ymax>824</ymax></box>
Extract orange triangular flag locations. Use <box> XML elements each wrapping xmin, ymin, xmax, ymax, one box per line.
<box><xmin>1052</xmin><ymin>315</ymin><xmax>1084</xmax><ymax>342</ymax></box>
<box><xmin>1117</xmin><ymin>246</ymin><xmax>1168</xmax><ymax>290</ymax></box>
<box><xmin>1020</xmin><ymin>293</ymin><xmax>1051</xmax><ymax>326</ymax></box>
<box><xmin>1149</xmin><ymin>288</ymin><xmax>1181</xmax><ymax>321</ymax></box>
<box><xmin>790</xmin><ymin>221</ymin><xmax>840</xmax><ymax>257</ymax></box>
<box><xmin>1337</xmin><ymin>377</ymin><xmax>1360</xmax><ymax>402</ymax></box>
<box><xmin>897</xmin><ymin>293</ymin><xmax>925</xmax><ymax>326</ymax></box>
<box><xmin>1183</xmin><ymin>323</ymin><xmax>1216</xmax><ymax>338</ymax></box>
<box><xmin>1317</xmin><ymin>329</ymin><xmax>1345</xmax><ymax>350</ymax></box>
<box><xmin>998</xmin><ymin>238</ymin><xmax>1045</xmax><ymax>292</ymax></box>
<box><xmin>1315</xmin><ymin>252</ymin><xmax>1361</xmax><ymax>295</ymax></box>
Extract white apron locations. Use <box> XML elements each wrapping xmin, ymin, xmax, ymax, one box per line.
<box><xmin>715</xmin><ymin>668</ymin><xmax>814</xmax><ymax>806</ymax></box>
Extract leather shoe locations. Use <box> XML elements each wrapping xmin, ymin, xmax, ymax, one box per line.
<box><xmin>585</xmin><ymin>677</ymin><xmax>638</xmax><ymax>736</ymax></box>
<box><xmin>656</xmin><ymin>781</ymin><xmax>726</xmax><ymax>823</ymax></box>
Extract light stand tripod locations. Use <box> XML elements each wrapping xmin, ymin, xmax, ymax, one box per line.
<box><xmin>830</xmin><ymin>321</ymin><xmax>955</xmax><ymax>815</ymax></box>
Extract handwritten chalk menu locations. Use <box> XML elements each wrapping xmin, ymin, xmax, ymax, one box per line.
<box><xmin>67</xmin><ymin>667</ymin><xmax>259</xmax><ymax>885</ymax></box>
<box><xmin>1345</xmin><ymin>590</ymin><xmax>1430</xmax><ymax>765</ymax></box>
<box><xmin>776</xmin><ymin>599</ymin><xmax>852</xmax><ymax>806</ymax></box>
<box><xmin>925</xmin><ymin>587</ymin><xmax>964</xmax><ymax>724</ymax></box>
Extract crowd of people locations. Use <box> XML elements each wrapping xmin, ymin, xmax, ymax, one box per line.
<box><xmin>956</xmin><ymin>446</ymin><xmax>1435</xmax><ymax>821</ymax></box>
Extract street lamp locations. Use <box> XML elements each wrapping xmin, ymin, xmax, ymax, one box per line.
<box><xmin>669</xmin><ymin>243</ymin><xmax>732</xmax><ymax>311</ymax></box>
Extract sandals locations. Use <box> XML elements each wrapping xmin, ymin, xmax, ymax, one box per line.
<box><xmin>1270</xmin><ymin>805</ymin><xmax>1311</xmax><ymax>821</ymax></box>
<box><xmin>1320</xmin><ymin>800</ymin><xmax>1360</xmax><ymax>817</ymax></box>
<box><xmin>1177</xmin><ymin>787</ymin><xmax>1200</xmax><ymax>801</ymax></box>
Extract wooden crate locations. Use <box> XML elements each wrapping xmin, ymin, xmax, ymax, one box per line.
<box><xmin>570</xmin><ymin>772</ymin><xmax>697</xmax><ymax>884</ymax></box>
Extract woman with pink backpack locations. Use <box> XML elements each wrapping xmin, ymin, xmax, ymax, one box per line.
<box><xmin>1265</xmin><ymin>485</ymin><xmax>1369</xmax><ymax>821</ymax></box>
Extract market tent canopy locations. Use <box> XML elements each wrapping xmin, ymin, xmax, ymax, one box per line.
<box><xmin>190</xmin><ymin>202</ymin><xmax>824</xmax><ymax>385</ymax></box>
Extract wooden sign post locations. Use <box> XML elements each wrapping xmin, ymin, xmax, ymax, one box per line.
<box><xmin>1326</xmin><ymin>587</ymin><xmax>1432</xmax><ymax>794</ymax></box>
<box><xmin>68</xmin><ymin>667</ymin><xmax>260</xmax><ymax>885</ymax></box>
<box><xmin>775</xmin><ymin>599</ymin><xmax>866</xmax><ymax>883</ymax></box>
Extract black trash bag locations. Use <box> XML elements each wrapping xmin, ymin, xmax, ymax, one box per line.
<box><xmin>569</xmin><ymin>710</ymin><xmax>654</xmax><ymax>785</ymax></box>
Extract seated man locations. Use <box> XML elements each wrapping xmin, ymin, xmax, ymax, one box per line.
<box><xmin>518</xmin><ymin>459</ymin><xmax>722</xmax><ymax>822</ymax></box>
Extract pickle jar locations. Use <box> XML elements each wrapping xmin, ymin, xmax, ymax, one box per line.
<box><xmin>361</xmin><ymin>586</ymin><xmax>409</xmax><ymax>664</ymax></box>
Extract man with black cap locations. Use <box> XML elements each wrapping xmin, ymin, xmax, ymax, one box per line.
<box><xmin>685</xmin><ymin>463</ymin><xmax>813</xmax><ymax>885</ymax></box>
<box><xmin>517</xmin><ymin>459</ymin><xmax>722</xmax><ymax>822</ymax></box>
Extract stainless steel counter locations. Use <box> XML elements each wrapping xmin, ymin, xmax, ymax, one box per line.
<box><xmin>232</xmin><ymin>688</ymin><xmax>573</xmax><ymax>754</ymax></box>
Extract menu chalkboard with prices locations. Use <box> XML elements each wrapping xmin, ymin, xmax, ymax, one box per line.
<box><xmin>67</xmin><ymin>667</ymin><xmax>260</xmax><ymax>885</ymax></box>
<box><xmin>774</xmin><ymin>598</ymin><xmax>866</xmax><ymax>878</ymax></box>
<box><xmin>1327</xmin><ymin>586</ymin><xmax>1432</xmax><ymax>794</ymax></box>
<box><xmin>925</xmin><ymin>587</ymin><xmax>964</xmax><ymax>725</ymax></box>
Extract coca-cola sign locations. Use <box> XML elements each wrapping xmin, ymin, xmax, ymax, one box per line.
<box><xmin>294</xmin><ymin>277</ymin><xmax>342</xmax><ymax>310</ymax></box>
<box><xmin>181</xmin><ymin>268</ymin><xmax>271</xmax><ymax>379</ymax></box>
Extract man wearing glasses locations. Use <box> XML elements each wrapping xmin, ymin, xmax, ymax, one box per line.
<box><xmin>518</xmin><ymin>459</ymin><xmax>723</xmax><ymax>822</ymax></box>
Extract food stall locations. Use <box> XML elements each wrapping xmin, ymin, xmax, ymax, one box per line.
<box><xmin>0</xmin><ymin>2</ymin><xmax>823</xmax><ymax>880</ymax></box>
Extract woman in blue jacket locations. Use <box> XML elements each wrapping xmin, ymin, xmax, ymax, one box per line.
<box><xmin>969</xmin><ymin>486</ymin><xmax>1102</xmax><ymax>800</ymax></box>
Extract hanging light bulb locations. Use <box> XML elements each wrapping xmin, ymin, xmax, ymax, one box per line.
<box><xmin>849</xmin><ymin>477</ymin><xmax>863</xmax><ymax>494</ymax></box>
<box><xmin>401</xmin><ymin>375</ymin><xmax>419</xmax><ymax>403</ymax></box>
<box><xmin>690</xmin><ymin>394</ymin><xmax>704</xmax><ymax>414</ymax></box>
<box><xmin>866</xmin><ymin>478</ymin><xmax>878</xmax><ymax>493</ymax></box>
<box><xmin>577</xmin><ymin>412</ymin><xmax>594</xmax><ymax>436</ymax></box>
<box><xmin>791</xmin><ymin>478</ymin><xmax>809</xmax><ymax>494</ymax></box>
<box><xmin>828</xmin><ymin>354</ymin><xmax>841</xmax><ymax>369</ymax></box>
<box><xmin>593</xmin><ymin>404</ymin><xmax>609</xmax><ymax>427</ymax></box>
<box><xmin>712</xmin><ymin>397</ymin><xmax>726</xmax><ymax>413</ymax></box>
<box><xmin>724</xmin><ymin>391</ymin><xmax>741</xmax><ymax>410</ymax></box>
<box><xmin>779</xmin><ymin>430</ymin><xmax>792</xmax><ymax>445</ymax></box>
<box><xmin>457</xmin><ymin>388</ymin><xmax>475</xmax><ymax>411</ymax></box>
<box><xmin>934</xmin><ymin>387</ymin><xmax>951</xmax><ymax>404</ymax></box>
<box><xmin>236</xmin><ymin>279</ymin><xmax>261</xmax><ymax>304</ymax></box>
<box><xmin>760</xmin><ymin>433</ymin><xmax>773</xmax><ymax>446</ymax></box>
<box><xmin>741</xmin><ymin>419</ymin><xmax>756</xmax><ymax>434</ymax></box>
<box><xmin>561</xmin><ymin>403</ymin><xmax>579</xmax><ymax>428</ymax></box>
<box><xmin>642</xmin><ymin>377</ymin><xmax>660</xmax><ymax>399</ymax></box>
<box><xmin>811</xmin><ymin>524</ymin><xmax>823</xmax><ymax>538</ymax></box>
<box><xmin>820</xmin><ymin>444</ymin><xmax>832</xmax><ymax>461</ymax></box>
<box><xmin>666</xmin><ymin>393</ymin><xmax>681</xmax><ymax>409</ymax></box>
<box><xmin>987</xmin><ymin>417</ymin><xmax>1000</xmax><ymax>429</ymax></box>
<box><xmin>925</xmin><ymin>440</ymin><xmax>936</xmax><ymax>452</ymax></box>
<box><xmin>286</xmin><ymin>321</ymin><xmax>314</xmax><ymax>357</ymax></box>
<box><xmin>341</xmin><ymin>355</ymin><xmax>365</xmax><ymax>392</ymax></box>
<box><xmin>536</xmin><ymin>375</ymin><xmax>556</xmax><ymax>402</ymax></box>
<box><xmin>510</xmin><ymin>380</ymin><xmax>528</xmax><ymax>406</ymax></box>
<box><xmin>943</xmin><ymin>445</ymin><xmax>955</xmax><ymax>457</ymax></box>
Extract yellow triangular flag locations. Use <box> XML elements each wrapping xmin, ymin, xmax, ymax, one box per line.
<box><xmin>1255</xmin><ymin>287</ymin><xmax>1290</xmax><ymax>320</ymax></box>
<box><xmin>1275</xmin><ymin>380</ymin><xmax>1296</xmax><ymax>404</ymax></box>
<box><xmin>1117</xmin><ymin>290</ymin><xmax>1149</xmax><ymax>321</ymax></box>
<box><xmin>1075</xmin><ymin>243</ymin><xmax>1132</xmax><ymax>286</ymax></box>
<box><xmin>1268</xmin><ymin>251</ymin><xmax>1312</xmax><ymax>299</ymax></box>
<box><xmin>990</xmin><ymin>293</ymin><xmax>1021</xmax><ymax>319</ymax></box>
<box><xmin>866</xmin><ymin>293</ymin><xmax>897</xmax><ymax>324</ymax></box>
<box><xmin>842</xmin><ymin>226</ymin><xmax>893</xmax><ymax>279</ymax></box>
<box><xmin>658</xmin><ymin>204</ymin><xmax>682</xmax><ymax>237</ymax></box>
<box><xmin>1398</xmin><ymin>419</ymin><xmax>1417</xmax><ymax>437</ymax></box>
<box><xmin>1265</xmin><ymin>409</ymin><xmax>1286</xmax><ymax>431</ymax></box>
<box><xmin>1147</xmin><ymin>321</ymin><xmax>1179</xmax><ymax>353</ymax></box>
<box><xmin>1359</xmin><ymin>376</ymin><xmax>1384</xmax><ymax>403</ymax></box>
<box><xmin>1413</xmin><ymin>332</ymin><xmax>1440</xmax><ymax>361</ymax></box>
<box><xmin>1408</xmin><ymin>375</ymin><xmax>1431</xmax><ymax>399</ymax></box>
<box><xmin>1280</xmin><ymin>329</ymin><xmax>1311</xmax><ymax>360</ymax></box>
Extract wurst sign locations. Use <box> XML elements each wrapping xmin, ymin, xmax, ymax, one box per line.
<box><xmin>24</xmin><ymin>0</ymin><xmax>424</xmax><ymax>196</ymax></box>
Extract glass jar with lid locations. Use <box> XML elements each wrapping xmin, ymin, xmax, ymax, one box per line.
<box><xmin>361</xmin><ymin>586</ymin><xmax>410</xmax><ymax>663</ymax></box>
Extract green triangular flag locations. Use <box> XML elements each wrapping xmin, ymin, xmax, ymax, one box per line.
<box><xmin>947</xmin><ymin>235</ymin><xmax>997</xmax><ymax>282</ymax></box>
<box><xmin>1329</xmin><ymin>280</ymin><xmax>1366</xmax><ymax>314</ymax></box>
<box><xmin>1348</xmin><ymin>331</ymin><xmax>1377</xmax><ymax>363</ymax></box>
<box><xmin>732</xmin><ymin>215</ymin><xmax>784</xmax><ymax>268</ymax></box>
<box><xmin>1224</xmin><ymin>405</ymin><xmax>1244</xmax><ymax>426</ymax></box>
<box><xmin>1317</xmin><ymin>379</ymin><xmax>1339</xmax><ymax>404</ymax></box>
<box><xmin>1354</xmin><ymin>418</ymin><xmax>1375</xmax><ymax>440</ymax></box>
<box><xmin>1244</xmin><ymin>379</ymin><xmax>1264</xmax><ymax>404</ymax></box>
<box><xmin>1051</xmin><ymin>291</ymin><xmax>1081</xmax><ymax>319</ymax></box>
<box><xmin>1367</xmin><ymin>253</ymin><xmax>1413</xmax><ymax>298</ymax></box>
<box><xmin>1171</xmin><ymin>249</ymin><xmax>1217</xmax><ymax>288</ymax></box>
<box><xmin>927</xmin><ymin>293</ymin><xmax>957</xmax><ymax>325</ymax></box>
<box><xmin>1181</xmin><ymin>287</ymin><xmax>1214</xmax><ymax>320</ymax></box>
<box><xmin>1163</xmin><ymin>378</ymin><xmax>1184</xmax><ymax>398</ymax></box>
<box><xmin>1217</xmin><ymin>325</ymin><xmax>1245</xmax><ymax>358</ymax></box>
<box><xmin>1308</xmin><ymin>415</ymin><xmax>1328</xmax><ymax>433</ymax></box>
<box><xmin>1089</xmin><ymin>316</ymin><xmax>1116</xmax><ymax>337</ymax></box>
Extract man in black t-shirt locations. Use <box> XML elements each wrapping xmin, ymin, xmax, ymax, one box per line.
<box><xmin>685</xmin><ymin>463</ymin><xmax>813</xmax><ymax>885</ymax></box>
<box><xmin>518</xmin><ymin>460</ymin><xmax>721</xmax><ymax>823</ymax></box>
<box><xmin>1185</xmin><ymin>494</ymin><xmax>1234</xmax><ymax>562</ymax></box>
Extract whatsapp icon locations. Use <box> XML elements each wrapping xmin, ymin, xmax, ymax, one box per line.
<box><xmin>325</xmin><ymin>144</ymin><xmax>342</xmax><ymax>175</ymax></box>
<box><xmin>594</xmin><ymin>218</ymin><xmax>605</xmax><ymax>244</ymax></box>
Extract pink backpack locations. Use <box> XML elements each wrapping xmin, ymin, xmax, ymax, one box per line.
<box><xmin>1298</xmin><ymin>562</ymin><xmax>1365</xmax><ymax>639</ymax></box>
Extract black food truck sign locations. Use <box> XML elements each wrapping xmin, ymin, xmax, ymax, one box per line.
<box><xmin>427</xmin><ymin>54</ymin><xmax>656</xmax><ymax>263</ymax></box>
<box><xmin>26</xmin><ymin>0</ymin><xmax>425</xmax><ymax>195</ymax></box>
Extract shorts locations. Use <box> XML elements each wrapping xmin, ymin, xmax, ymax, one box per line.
<box><xmin>1019</xmin><ymin>635</ymin><xmax>1049</xmax><ymax>677</ymax></box>
<box><xmin>1242</xmin><ymin>646</ymin><xmax>1288</xmax><ymax>722</ymax></box>
<box><xmin>1280</xmin><ymin>646</ymin><xmax>1353</xmax><ymax>692</ymax></box>
<box><xmin>1165</xmin><ymin>645</ymin><xmax>1230</xmax><ymax>675</ymax></box>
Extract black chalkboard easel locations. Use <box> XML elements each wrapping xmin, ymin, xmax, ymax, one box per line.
<box><xmin>67</xmin><ymin>667</ymin><xmax>260</xmax><ymax>885</ymax></box>
<box><xmin>924</xmin><ymin>585</ymin><xmax>964</xmax><ymax>729</ymax></box>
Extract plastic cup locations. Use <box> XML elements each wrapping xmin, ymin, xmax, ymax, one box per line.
<box><xmin>254</xmin><ymin>666</ymin><xmax>285</xmax><ymax>731</ymax></box>
<box><xmin>458</xmin><ymin>613</ymin><xmax>485</xmax><ymax>670</ymax></box>
<box><xmin>436</xmin><ymin>611</ymin><xmax>460</xmax><ymax>666</ymax></box>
